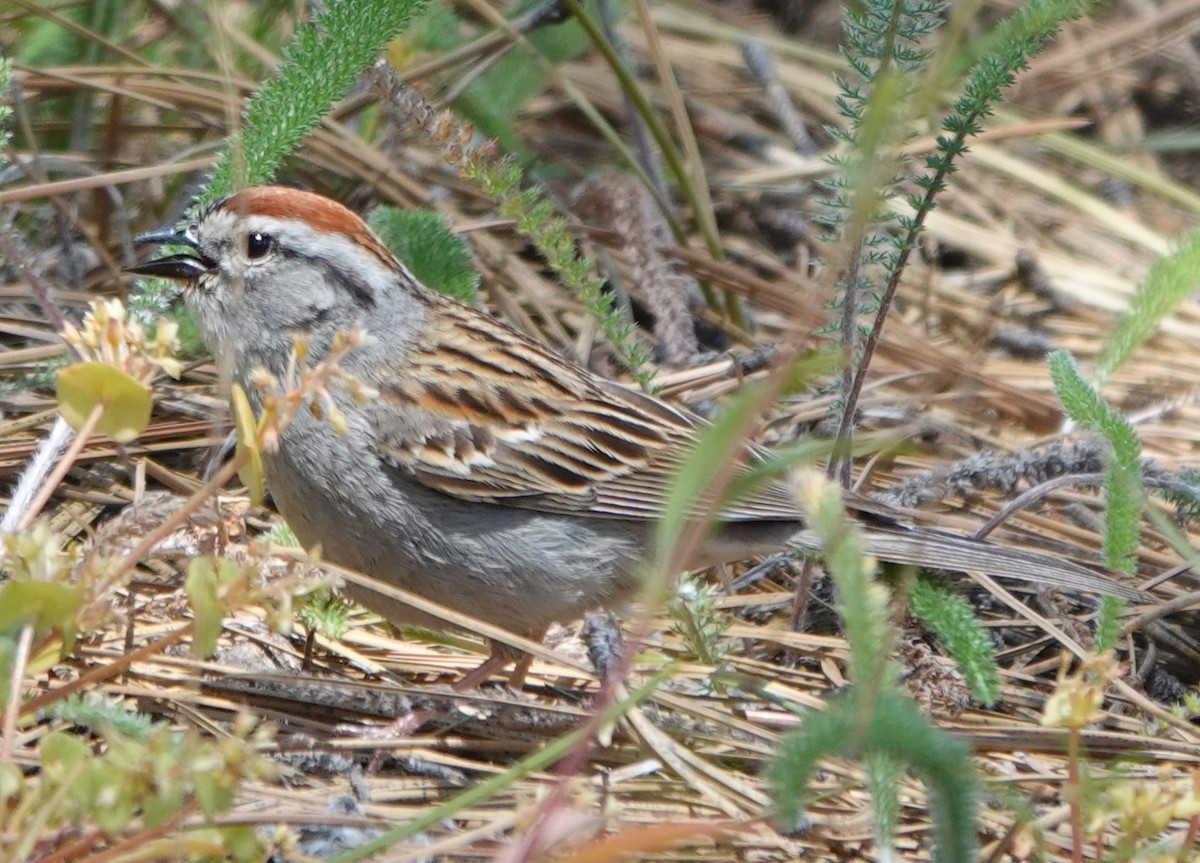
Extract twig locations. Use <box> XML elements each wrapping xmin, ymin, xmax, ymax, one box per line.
<box><xmin>0</xmin><ymin>219</ymin><xmax>74</xmax><ymax>334</ymax></box>
<box><xmin>0</xmin><ymin>623</ymin><xmax>34</xmax><ymax>763</ymax></box>
<box><xmin>741</xmin><ymin>39</ymin><xmax>817</xmax><ymax>155</ymax></box>
<box><xmin>15</xmin><ymin>403</ymin><xmax>104</xmax><ymax>531</ymax></box>
<box><xmin>973</xmin><ymin>473</ymin><xmax>1101</xmax><ymax>539</ymax></box>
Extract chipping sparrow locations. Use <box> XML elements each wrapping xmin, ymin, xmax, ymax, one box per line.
<box><xmin>129</xmin><ymin>186</ymin><xmax>1138</xmax><ymax>686</ymax></box>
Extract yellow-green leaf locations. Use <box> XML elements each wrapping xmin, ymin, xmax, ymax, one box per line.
<box><xmin>221</xmin><ymin>825</ymin><xmax>265</xmax><ymax>863</ymax></box>
<box><xmin>185</xmin><ymin>558</ymin><xmax>224</xmax><ymax>658</ymax></box>
<box><xmin>230</xmin><ymin>384</ymin><xmax>264</xmax><ymax>506</ymax></box>
<box><xmin>78</xmin><ymin>764</ymin><xmax>136</xmax><ymax>834</ymax></box>
<box><xmin>0</xmin><ymin>763</ymin><xmax>23</xmax><ymax>804</ymax></box>
<box><xmin>40</xmin><ymin>731</ymin><xmax>89</xmax><ymax>777</ymax></box>
<box><xmin>193</xmin><ymin>767</ymin><xmax>236</xmax><ymax>819</ymax></box>
<box><xmin>185</xmin><ymin>556</ymin><xmax>245</xmax><ymax>657</ymax></box>
<box><xmin>55</xmin><ymin>362</ymin><xmax>152</xmax><ymax>443</ymax></box>
<box><xmin>0</xmin><ymin>581</ymin><xmax>82</xmax><ymax>635</ymax></box>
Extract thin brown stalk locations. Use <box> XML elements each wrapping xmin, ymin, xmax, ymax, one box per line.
<box><xmin>1066</xmin><ymin>727</ymin><xmax>1085</xmax><ymax>863</ymax></box>
<box><xmin>17</xmin><ymin>402</ymin><xmax>103</xmax><ymax>530</ymax></box>
<box><xmin>0</xmin><ymin>623</ymin><xmax>34</xmax><ymax>763</ymax></box>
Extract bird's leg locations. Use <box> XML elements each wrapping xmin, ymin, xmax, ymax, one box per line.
<box><xmin>504</xmin><ymin>627</ymin><xmax>547</xmax><ymax>690</ymax></box>
<box><xmin>581</xmin><ymin>610</ymin><xmax>623</xmax><ymax>682</ymax></box>
<box><xmin>452</xmin><ymin>649</ymin><xmax>508</xmax><ymax>691</ymax></box>
<box><xmin>452</xmin><ymin>628</ymin><xmax>547</xmax><ymax>691</ymax></box>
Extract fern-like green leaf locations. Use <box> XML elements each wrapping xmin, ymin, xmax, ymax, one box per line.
<box><xmin>44</xmin><ymin>693</ymin><xmax>156</xmax><ymax>741</ymax></box>
<box><xmin>769</xmin><ymin>688</ymin><xmax>978</xmax><ymax>863</ymax></box>
<box><xmin>368</xmin><ymin>207</ymin><xmax>480</xmax><ymax>303</ymax></box>
<box><xmin>1093</xmin><ymin>594</ymin><xmax>1126</xmax><ymax>653</ymax></box>
<box><xmin>202</xmin><ymin>0</ymin><xmax>430</xmax><ymax>200</ymax></box>
<box><xmin>1096</xmin><ymin>228</ymin><xmax>1200</xmax><ymax>386</ymax></box>
<box><xmin>1048</xmin><ymin>350</ymin><xmax>1142</xmax><ymax>573</ymax></box>
<box><xmin>909</xmin><ymin>576</ymin><xmax>1001</xmax><ymax>705</ymax></box>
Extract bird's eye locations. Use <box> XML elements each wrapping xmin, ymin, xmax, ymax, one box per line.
<box><xmin>246</xmin><ymin>231</ymin><xmax>273</xmax><ymax>260</ymax></box>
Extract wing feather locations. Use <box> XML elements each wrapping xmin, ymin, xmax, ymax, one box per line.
<box><xmin>366</xmin><ymin>297</ymin><xmax>802</xmax><ymax>521</ymax></box>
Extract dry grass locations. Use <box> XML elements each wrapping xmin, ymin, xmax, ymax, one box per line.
<box><xmin>5</xmin><ymin>1</ymin><xmax>1200</xmax><ymax>860</ymax></box>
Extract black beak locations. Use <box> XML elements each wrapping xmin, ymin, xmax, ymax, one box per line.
<box><xmin>126</xmin><ymin>227</ymin><xmax>212</xmax><ymax>281</ymax></box>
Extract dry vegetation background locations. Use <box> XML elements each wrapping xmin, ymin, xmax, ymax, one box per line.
<box><xmin>5</xmin><ymin>0</ymin><xmax>1200</xmax><ymax>860</ymax></box>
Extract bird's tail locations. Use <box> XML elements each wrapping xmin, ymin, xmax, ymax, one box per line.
<box><xmin>792</xmin><ymin>523</ymin><xmax>1144</xmax><ymax>601</ymax></box>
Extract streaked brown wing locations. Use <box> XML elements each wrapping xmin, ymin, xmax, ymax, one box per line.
<box><xmin>366</xmin><ymin>298</ymin><xmax>803</xmax><ymax>521</ymax></box>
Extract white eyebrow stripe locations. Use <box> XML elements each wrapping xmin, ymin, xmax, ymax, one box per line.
<box><xmin>235</xmin><ymin>213</ymin><xmax>403</xmax><ymax>297</ymax></box>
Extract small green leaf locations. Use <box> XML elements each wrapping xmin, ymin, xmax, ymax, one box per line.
<box><xmin>185</xmin><ymin>557</ymin><xmax>246</xmax><ymax>656</ymax></box>
<box><xmin>45</xmin><ymin>692</ymin><xmax>155</xmax><ymax>741</ymax></box>
<box><xmin>909</xmin><ymin>576</ymin><xmax>1001</xmax><ymax>706</ymax></box>
<box><xmin>0</xmin><ymin>581</ymin><xmax>82</xmax><ymax>635</ymax></box>
<box><xmin>298</xmin><ymin>589</ymin><xmax>351</xmax><ymax>640</ymax></box>
<box><xmin>0</xmin><ymin>763</ymin><xmax>23</xmax><ymax>804</ymax></box>
<box><xmin>160</xmin><ymin>305</ymin><xmax>206</xmax><ymax>358</ymax></box>
<box><xmin>0</xmin><ymin>637</ymin><xmax>11</xmax><ymax>704</ymax></box>
<box><xmin>1097</xmin><ymin>228</ymin><xmax>1200</xmax><ymax>386</ymax></box>
<box><xmin>55</xmin><ymin>362</ymin><xmax>152</xmax><ymax>443</ymax></box>
<box><xmin>1094</xmin><ymin>595</ymin><xmax>1126</xmax><ymax>653</ymax></box>
<box><xmin>770</xmin><ymin>688</ymin><xmax>978</xmax><ymax>863</ymax></box>
<box><xmin>40</xmin><ymin>731</ymin><xmax>89</xmax><ymax>778</ymax></box>
<box><xmin>141</xmin><ymin>773</ymin><xmax>184</xmax><ymax>827</ymax></box>
<box><xmin>1049</xmin><ymin>350</ymin><xmax>1143</xmax><ymax>573</ymax></box>
<box><xmin>230</xmin><ymin>384</ymin><xmax>265</xmax><ymax>506</ymax></box>
<box><xmin>221</xmin><ymin>824</ymin><xmax>266</xmax><ymax>863</ymax></box>
<box><xmin>185</xmin><ymin>558</ymin><xmax>224</xmax><ymax>657</ymax></box>
<box><xmin>193</xmin><ymin>766</ymin><xmax>236</xmax><ymax>819</ymax></box>
<box><xmin>76</xmin><ymin>763</ymin><xmax>136</xmax><ymax>834</ymax></box>
<box><xmin>265</xmin><ymin>522</ymin><xmax>300</xmax><ymax>547</ymax></box>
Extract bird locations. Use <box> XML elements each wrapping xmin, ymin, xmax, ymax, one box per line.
<box><xmin>128</xmin><ymin>185</ymin><xmax>1139</xmax><ymax>687</ymax></box>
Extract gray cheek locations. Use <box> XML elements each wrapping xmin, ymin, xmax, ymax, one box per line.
<box><xmin>248</xmin><ymin>260</ymin><xmax>343</xmax><ymax>331</ymax></box>
<box><xmin>184</xmin><ymin>284</ymin><xmax>235</xmax><ymax>355</ymax></box>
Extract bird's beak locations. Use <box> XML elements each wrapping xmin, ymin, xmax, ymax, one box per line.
<box><xmin>126</xmin><ymin>226</ymin><xmax>212</xmax><ymax>281</ymax></box>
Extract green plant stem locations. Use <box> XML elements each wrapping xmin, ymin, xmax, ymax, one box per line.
<box><xmin>831</xmin><ymin>197</ymin><xmax>928</xmax><ymax>484</ymax></box>
<box><xmin>562</xmin><ymin>0</ymin><xmax>718</xmax><ymax>263</ymax></box>
<box><xmin>562</xmin><ymin>0</ymin><xmax>743</xmax><ymax>322</ymax></box>
<box><xmin>1067</xmin><ymin>726</ymin><xmax>1084</xmax><ymax>863</ymax></box>
<box><xmin>630</xmin><ymin>0</ymin><xmax>720</xmax><ymax>260</ymax></box>
<box><xmin>457</xmin><ymin>0</ymin><xmax>678</xmax><ymax>234</ymax></box>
